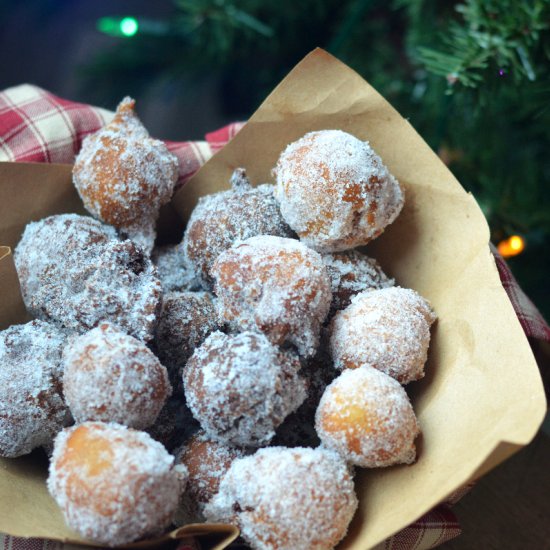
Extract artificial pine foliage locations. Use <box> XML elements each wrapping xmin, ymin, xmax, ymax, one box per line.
<box><xmin>83</xmin><ymin>0</ymin><xmax>550</xmax><ymax>316</ymax></box>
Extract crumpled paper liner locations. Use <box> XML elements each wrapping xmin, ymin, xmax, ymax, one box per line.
<box><xmin>0</xmin><ymin>49</ymin><xmax>546</xmax><ymax>549</ymax></box>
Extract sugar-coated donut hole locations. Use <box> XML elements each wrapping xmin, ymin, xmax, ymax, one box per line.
<box><xmin>330</xmin><ymin>286</ymin><xmax>436</xmax><ymax>384</ymax></box>
<box><xmin>48</xmin><ymin>422</ymin><xmax>186</xmax><ymax>547</ymax></box>
<box><xmin>212</xmin><ymin>235</ymin><xmax>332</xmax><ymax>357</ymax></box>
<box><xmin>63</xmin><ymin>323</ymin><xmax>172</xmax><ymax>429</ymax></box>
<box><xmin>274</xmin><ymin>130</ymin><xmax>404</xmax><ymax>252</ymax></box>
<box><xmin>183</xmin><ymin>331</ymin><xmax>307</xmax><ymax>447</ymax></box>
<box><xmin>0</xmin><ymin>320</ymin><xmax>68</xmax><ymax>458</ymax></box>
<box><xmin>315</xmin><ymin>366</ymin><xmax>420</xmax><ymax>468</ymax></box>
<box><xmin>183</xmin><ymin>168</ymin><xmax>294</xmax><ymax>289</ymax></box>
<box><xmin>72</xmin><ymin>97</ymin><xmax>178</xmax><ymax>253</ymax></box>
<box><xmin>14</xmin><ymin>214</ymin><xmax>162</xmax><ymax>342</ymax></box>
<box><xmin>174</xmin><ymin>430</ymin><xmax>245</xmax><ymax>522</ymax></box>
<box><xmin>204</xmin><ymin>446</ymin><xmax>358</xmax><ymax>550</ymax></box>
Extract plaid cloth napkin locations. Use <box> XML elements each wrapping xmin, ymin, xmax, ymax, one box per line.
<box><xmin>0</xmin><ymin>84</ymin><xmax>548</xmax><ymax>550</ymax></box>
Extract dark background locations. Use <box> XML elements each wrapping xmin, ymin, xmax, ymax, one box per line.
<box><xmin>0</xmin><ymin>0</ymin><xmax>230</xmax><ymax>140</ymax></box>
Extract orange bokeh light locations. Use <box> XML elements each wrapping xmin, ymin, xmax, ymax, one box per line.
<box><xmin>497</xmin><ymin>235</ymin><xmax>525</xmax><ymax>258</ymax></box>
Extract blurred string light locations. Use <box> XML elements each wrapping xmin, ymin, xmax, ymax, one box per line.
<box><xmin>497</xmin><ymin>235</ymin><xmax>525</xmax><ymax>258</ymax></box>
<box><xmin>97</xmin><ymin>16</ymin><xmax>139</xmax><ymax>38</ymax></box>
<box><xmin>96</xmin><ymin>6</ymin><xmax>273</xmax><ymax>40</ymax></box>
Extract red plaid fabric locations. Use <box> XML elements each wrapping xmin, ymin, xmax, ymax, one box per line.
<box><xmin>1</xmin><ymin>84</ymin><xmax>548</xmax><ymax>550</ymax></box>
<box><xmin>0</xmin><ymin>85</ymin><xmax>111</xmax><ymax>164</ymax></box>
<box><xmin>490</xmin><ymin>243</ymin><xmax>550</xmax><ymax>342</ymax></box>
<box><xmin>0</xmin><ymin>84</ymin><xmax>244</xmax><ymax>189</ymax></box>
<box><xmin>372</xmin><ymin>507</ymin><xmax>462</xmax><ymax>550</ymax></box>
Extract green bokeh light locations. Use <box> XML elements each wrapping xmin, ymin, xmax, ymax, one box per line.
<box><xmin>120</xmin><ymin>17</ymin><xmax>139</xmax><ymax>37</ymax></box>
<box><xmin>97</xmin><ymin>16</ymin><xmax>139</xmax><ymax>37</ymax></box>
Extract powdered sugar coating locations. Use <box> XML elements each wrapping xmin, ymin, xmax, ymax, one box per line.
<box><xmin>183</xmin><ymin>169</ymin><xmax>294</xmax><ymax>289</ymax></box>
<box><xmin>212</xmin><ymin>235</ymin><xmax>332</xmax><ymax>357</ymax></box>
<box><xmin>63</xmin><ymin>323</ymin><xmax>172</xmax><ymax>429</ymax></box>
<box><xmin>48</xmin><ymin>422</ymin><xmax>186</xmax><ymax>546</ymax></box>
<box><xmin>151</xmin><ymin>244</ymin><xmax>201</xmax><ymax>293</ymax></box>
<box><xmin>175</xmin><ymin>430</ymin><xmax>246</xmax><ymax>522</ymax></box>
<box><xmin>73</xmin><ymin>97</ymin><xmax>179</xmax><ymax>254</ymax></box>
<box><xmin>315</xmin><ymin>366</ymin><xmax>420</xmax><ymax>468</ymax></box>
<box><xmin>322</xmin><ymin>249</ymin><xmax>394</xmax><ymax>319</ymax></box>
<box><xmin>14</xmin><ymin>214</ymin><xmax>162</xmax><ymax>342</ymax></box>
<box><xmin>183</xmin><ymin>331</ymin><xmax>307</xmax><ymax>447</ymax></box>
<box><xmin>0</xmin><ymin>320</ymin><xmax>69</xmax><ymax>457</ymax></box>
<box><xmin>330</xmin><ymin>287</ymin><xmax>436</xmax><ymax>384</ymax></box>
<box><xmin>275</xmin><ymin>130</ymin><xmax>404</xmax><ymax>252</ymax></box>
<box><xmin>154</xmin><ymin>291</ymin><xmax>221</xmax><ymax>392</ymax></box>
<box><xmin>205</xmin><ymin>447</ymin><xmax>358</xmax><ymax>550</ymax></box>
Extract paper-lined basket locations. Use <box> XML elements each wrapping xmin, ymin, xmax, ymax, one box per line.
<box><xmin>0</xmin><ymin>49</ymin><xmax>546</xmax><ymax>549</ymax></box>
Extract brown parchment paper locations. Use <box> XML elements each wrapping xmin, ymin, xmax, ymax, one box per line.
<box><xmin>0</xmin><ymin>48</ymin><xmax>546</xmax><ymax>549</ymax></box>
